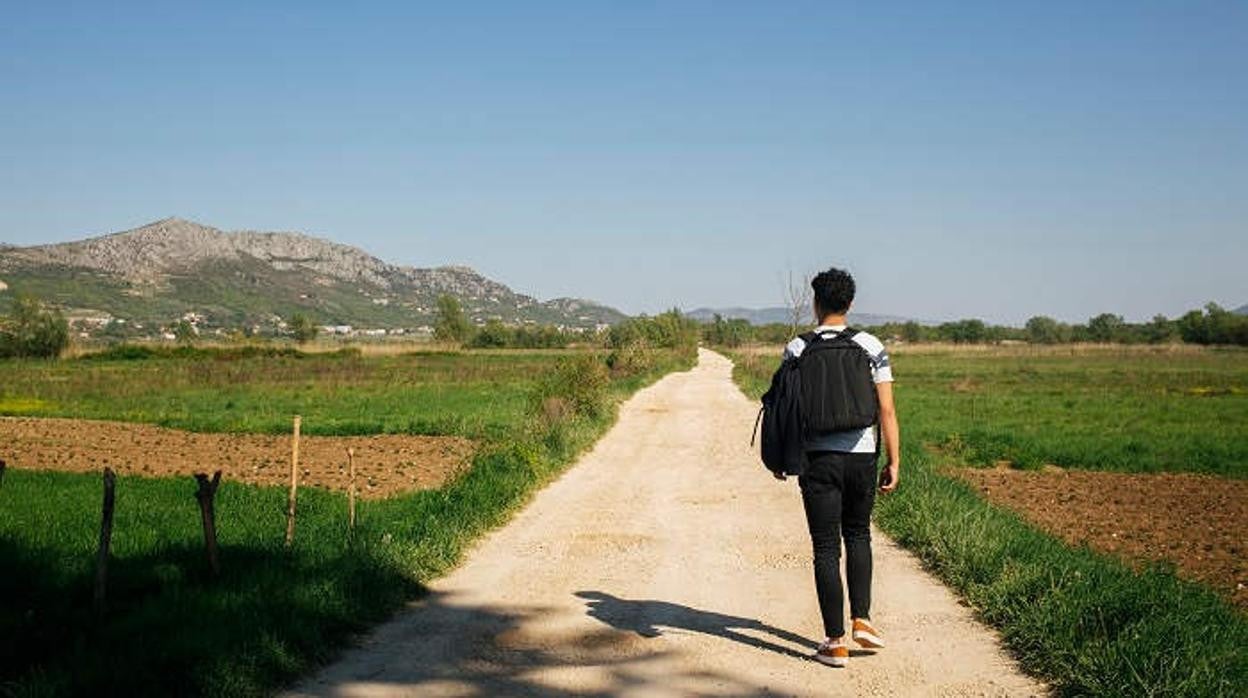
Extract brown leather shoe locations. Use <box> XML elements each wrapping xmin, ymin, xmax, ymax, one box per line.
<box><xmin>815</xmin><ymin>637</ymin><xmax>849</xmax><ymax>667</ymax></box>
<box><xmin>852</xmin><ymin>618</ymin><xmax>884</xmax><ymax>649</ymax></box>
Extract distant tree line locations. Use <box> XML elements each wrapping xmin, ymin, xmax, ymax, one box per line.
<box><xmin>699</xmin><ymin>303</ymin><xmax>1248</xmax><ymax>347</ymax></box>
<box><xmin>433</xmin><ymin>294</ymin><xmax>588</xmax><ymax>349</ymax></box>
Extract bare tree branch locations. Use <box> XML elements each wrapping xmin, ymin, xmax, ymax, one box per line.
<box><xmin>781</xmin><ymin>267</ymin><xmax>812</xmax><ymax>338</ymax></box>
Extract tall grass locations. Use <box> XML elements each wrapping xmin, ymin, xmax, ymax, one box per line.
<box><xmin>0</xmin><ymin>348</ymin><xmax>695</xmax><ymax>696</ymax></box>
<box><xmin>727</xmin><ymin>346</ymin><xmax>1247</xmax><ymax>697</ymax></box>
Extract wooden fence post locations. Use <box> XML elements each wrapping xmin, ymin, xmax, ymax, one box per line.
<box><xmin>285</xmin><ymin>415</ymin><xmax>301</xmax><ymax>547</ymax></box>
<box><xmin>347</xmin><ymin>447</ymin><xmax>357</xmax><ymax>534</ymax></box>
<box><xmin>94</xmin><ymin>468</ymin><xmax>116</xmax><ymax>616</ymax></box>
<box><xmin>195</xmin><ymin>471</ymin><xmax>222</xmax><ymax>576</ymax></box>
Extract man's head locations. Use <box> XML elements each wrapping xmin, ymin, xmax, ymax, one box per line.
<box><xmin>811</xmin><ymin>267</ymin><xmax>855</xmax><ymax>320</ymax></box>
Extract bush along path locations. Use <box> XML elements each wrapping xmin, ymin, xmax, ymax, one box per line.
<box><xmin>291</xmin><ymin>350</ymin><xmax>1045</xmax><ymax>697</ymax></box>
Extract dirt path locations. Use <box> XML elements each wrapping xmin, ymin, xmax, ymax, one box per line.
<box><xmin>291</xmin><ymin>349</ymin><xmax>1046</xmax><ymax>697</ymax></box>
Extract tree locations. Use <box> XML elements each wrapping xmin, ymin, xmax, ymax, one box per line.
<box><xmin>783</xmin><ymin>267</ymin><xmax>812</xmax><ymax>338</ymax></box>
<box><xmin>289</xmin><ymin>313</ymin><xmax>318</xmax><ymax>344</ymax></box>
<box><xmin>704</xmin><ymin>314</ymin><xmax>750</xmax><ymax>348</ymax></box>
<box><xmin>1087</xmin><ymin>313</ymin><xmax>1125</xmax><ymax>343</ymax></box>
<box><xmin>900</xmin><ymin>321</ymin><xmax>925</xmax><ymax>343</ymax></box>
<box><xmin>173</xmin><ymin>319</ymin><xmax>197</xmax><ymax>345</ymax></box>
<box><xmin>1025</xmin><ymin>316</ymin><xmax>1068</xmax><ymax>344</ymax></box>
<box><xmin>0</xmin><ymin>295</ymin><xmax>69</xmax><ymax>358</ymax></box>
<box><xmin>1177</xmin><ymin>303</ymin><xmax>1248</xmax><ymax>346</ymax></box>
<box><xmin>434</xmin><ymin>294</ymin><xmax>472</xmax><ymax>344</ymax></box>
<box><xmin>469</xmin><ymin>319</ymin><xmax>511</xmax><ymax>348</ymax></box>
<box><xmin>1144</xmin><ymin>314</ymin><xmax>1176</xmax><ymax>344</ymax></box>
<box><xmin>938</xmin><ymin>319</ymin><xmax>987</xmax><ymax>344</ymax></box>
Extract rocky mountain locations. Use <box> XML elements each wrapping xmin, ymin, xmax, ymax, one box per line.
<box><xmin>686</xmin><ymin>306</ymin><xmax>921</xmax><ymax>327</ymax></box>
<box><xmin>0</xmin><ymin>218</ymin><xmax>625</xmax><ymax>330</ymax></box>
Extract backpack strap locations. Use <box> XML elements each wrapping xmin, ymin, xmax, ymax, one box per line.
<box><xmin>806</xmin><ymin>327</ymin><xmax>859</xmax><ymax>346</ymax></box>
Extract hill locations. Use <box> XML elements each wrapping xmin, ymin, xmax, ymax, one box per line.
<box><xmin>686</xmin><ymin>306</ymin><xmax>919</xmax><ymax>327</ymax></box>
<box><xmin>1235</xmin><ymin>304</ymin><xmax>1248</xmax><ymax>316</ymax></box>
<box><xmin>0</xmin><ymin>218</ymin><xmax>624</xmax><ymax>332</ymax></box>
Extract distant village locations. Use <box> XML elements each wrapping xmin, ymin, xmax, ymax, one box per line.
<box><xmin>59</xmin><ymin>308</ymin><xmax>611</xmax><ymax>343</ymax></box>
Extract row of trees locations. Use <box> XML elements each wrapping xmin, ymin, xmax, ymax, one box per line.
<box><xmin>700</xmin><ymin>303</ymin><xmax>1248</xmax><ymax>347</ymax></box>
<box><xmin>433</xmin><ymin>295</ymin><xmax>586</xmax><ymax>349</ymax></box>
<box><xmin>5</xmin><ymin>291</ymin><xmax>1246</xmax><ymax>361</ymax></box>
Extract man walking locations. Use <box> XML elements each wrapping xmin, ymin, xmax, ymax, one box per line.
<box><xmin>777</xmin><ymin>267</ymin><xmax>901</xmax><ymax>668</ymax></box>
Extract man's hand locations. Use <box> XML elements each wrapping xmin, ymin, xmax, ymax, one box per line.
<box><xmin>878</xmin><ymin>462</ymin><xmax>900</xmax><ymax>493</ymax></box>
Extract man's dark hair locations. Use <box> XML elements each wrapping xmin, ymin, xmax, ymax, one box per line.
<box><xmin>811</xmin><ymin>267</ymin><xmax>856</xmax><ymax>316</ymax></box>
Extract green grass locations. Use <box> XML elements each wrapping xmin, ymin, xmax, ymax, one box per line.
<box><xmin>735</xmin><ymin>345</ymin><xmax>1248</xmax><ymax>477</ymax></box>
<box><xmin>728</xmin><ymin>345</ymin><xmax>1248</xmax><ymax>697</ymax></box>
<box><xmin>0</xmin><ymin>347</ymin><xmax>695</xmax><ymax>696</ymax></box>
<box><xmin>0</xmin><ymin>348</ymin><xmax>579</xmax><ymax>439</ymax></box>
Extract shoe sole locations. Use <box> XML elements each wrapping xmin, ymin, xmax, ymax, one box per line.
<box><xmin>815</xmin><ymin>653</ymin><xmax>848</xmax><ymax>668</ymax></box>
<box><xmin>852</xmin><ymin>630</ymin><xmax>884</xmax><ymax>649</ymax></box>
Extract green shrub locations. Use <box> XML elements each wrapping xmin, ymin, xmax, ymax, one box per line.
<box><xmin>288</xmin><ymin>313</ymin><xmax>318</xmax><ymax>344</ymax></box>
<box><xmin>606</xmin><ymin>340</ymin><xmax>655</xmax><ymax>377</ymax></box>
<box><xmin>0</xmin><ymin>295</ymin><xmax>69</xmax><ymax>358</ymax></box>
<box><xmin>529</xmin><ymin>354</ymin><xmax>611</xmax><ymax>420</ymax></box>
<box><xmin>468</xmin><ymin>319</ymin><xmax>511</xmax><ymax>348</ymax></box>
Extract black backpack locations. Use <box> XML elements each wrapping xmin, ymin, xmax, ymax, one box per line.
<box><xmin>752</xmin><ymin>329</ymin><xmax>879</xmax><ymax>476</ymax></box>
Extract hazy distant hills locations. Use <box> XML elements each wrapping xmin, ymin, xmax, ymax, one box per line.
<box><xmin>686</xmin><ymin>307</ymin><xmax>920</xmax><ymax>327</ymax></box>
<box><xmin>0</xmin><ymin>218</ymin><xmax>625</xmax><ymax>329</ymax></box>
<box><xmin>1235</xmin><ymin>304</ymin><xmax>1248</xmax><ymax>316</ymax></box>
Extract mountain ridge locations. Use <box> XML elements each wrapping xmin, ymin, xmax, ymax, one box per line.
<box><xmin>0</xmin><ymin>218</ymin><xmax>625</xmax><ymax>331</ymax></box>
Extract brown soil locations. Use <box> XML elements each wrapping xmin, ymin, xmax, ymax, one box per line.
<box><xmin>954</xmin><ymin>466</ymin><xmax>1247</xmax><ymax>610</ymax></box>
<box><xmin>0</xmin><ymin>416</ymin><xmax>474</xmax><ymax>499</ymax></box>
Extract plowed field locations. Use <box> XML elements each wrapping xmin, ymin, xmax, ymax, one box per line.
<box><xmin>0</xmin><ymin>416</ymin><xmax>474</xmax><ymax>498</ymax></box>
<box><xmin>956</xmin><ymin>467</ymin><xmax>1247</xmax><ymax>610</ymax></box>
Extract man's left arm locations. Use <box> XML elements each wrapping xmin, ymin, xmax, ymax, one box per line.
<box><xmin>876</xmin><ymin>381</ymin><xmax>901</xmax><ymax>492</ymax></box>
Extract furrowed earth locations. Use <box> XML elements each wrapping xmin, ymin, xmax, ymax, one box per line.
<box><xmin>954</xmin><ymin>466</ymin><xmax>1248</xmax><ymax>610</ymax></box>
<box><xmin>0</xmin><ymin>416</ymin><xmax>474</xmax><ymax>498</ymax></box>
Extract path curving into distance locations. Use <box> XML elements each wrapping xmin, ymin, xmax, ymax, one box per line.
<box><xmin>291</xmin><ymin>349</ymin><xmax>1046</xmax><ymax>697</ymax></box>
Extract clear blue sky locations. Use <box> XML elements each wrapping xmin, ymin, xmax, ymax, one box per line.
<box><xmin>2</xmin><ymin>1</ymin><xmax>1244</xmax><ymax>324</ymax></box>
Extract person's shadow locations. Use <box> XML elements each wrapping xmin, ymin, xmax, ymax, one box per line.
<box><xmin>575</xmin><ymin>590</ymin><xmax>820</xmax><ymax>661</ymax></box>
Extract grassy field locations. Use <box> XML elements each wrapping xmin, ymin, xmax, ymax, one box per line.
<box><xmin>0</xmin><ymin>346</ymin><xmax>568</xmax><ymax>439</ymax></box>
<box><xmin>734</xmin><ymin>343</ymin><xmax>1248</xmax><ymax>477</ymax></box>
<box><xmin>729</xmin><ymin>344</ymin><xmax>1247</xmax><ymax>697</ymax></box>
<box><xmin>0</xmin><ymin>346</ymin><xmax>694</xmax><ymax>696</ymax></box>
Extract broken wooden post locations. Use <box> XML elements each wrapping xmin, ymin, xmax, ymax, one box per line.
<box><xmin>347</xmin><ymin>447</ymin><xmax>357</xmax><ymax>533</ymax></box>
<box><xmin>94</xmin><ymin>468</ymin><xmax>116</xmax><ymax>616</ymax></box>
<box><xmin>195</xmin><ymin>471</ymin><xmax>223</xmax><ymax>576</ymax></box>
<box><xmin>285</xmin><ymin>415</ymin><xmax>301</xmax><ymax>547</ymax></box>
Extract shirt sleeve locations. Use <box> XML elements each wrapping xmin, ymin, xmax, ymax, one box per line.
<box><xmin>857</xmin><ymin>333</ymin><xmax>893</xmax><ymax>384</ymax></box>
<box><xmin>783</xmin><ymin>336</ymin><xmax>806</xmax><ymax>361</ymax></box>
<box><xmin>871</xmin><ymin>349</ymin><xmax>893</xmax><ymax>384</ymax></box>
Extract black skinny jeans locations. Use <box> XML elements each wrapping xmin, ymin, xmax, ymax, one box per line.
<box><xmin>799</xmin><ymin>451</ymin><xmax>877</xmax><ymax>639</ymax></box>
